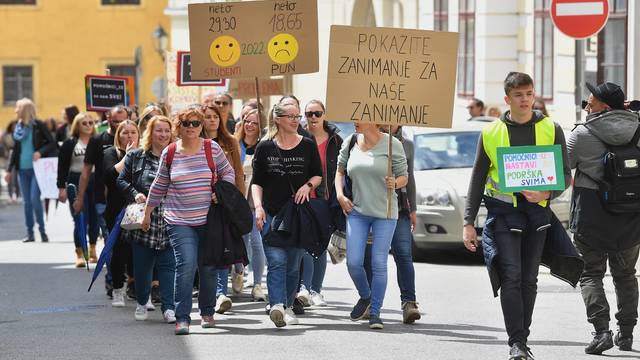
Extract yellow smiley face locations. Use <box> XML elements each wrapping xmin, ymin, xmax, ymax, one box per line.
<box><xmin>209</xmin><ymin>35</ymin><xmax>241</xmax><ymax>67</ymax></box>
<box><xmin>267</xmin><ymin>33</ymin><xmax>299</xmax><ymax>64</ymax></box>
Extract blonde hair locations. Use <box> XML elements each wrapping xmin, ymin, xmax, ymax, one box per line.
<box><xmin>113</xmin><ymin>120</ymin><xmax>139</xmax><ymax>157</ymax></box>
<box><xmin>16</xmin><ymin>98</ymin><xmax>37</xmax><ymax>124</ymax></box>
<box><xmin>235</xmin><ymin>108</ymin><xmax>265</xmax><ymax>143</ymax></box>
<box><xmin>265</xmin><ymin>103</ymin><xmax>297</xmax><ymax>140</ymax></box>
<box><xmin>69</xmin><ymin>113</ymin><xmax>96</xmax><ymax>138</ymax></box>
<box><xmin>141</xmin><ymin>115</ymin><xmax>174</xmax><ymax>151</ymax></box>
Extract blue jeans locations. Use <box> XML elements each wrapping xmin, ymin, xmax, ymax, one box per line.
<box><xmin>17</xmin><ymin>168</ymin><xmax>45</xmax><ymax>237</ymax></box>
<box><xmin>244</xmin><ymin>210</ymin><xmax>266</xmax><ymax>285</ymax></box>
<box><xmin>132</xmin><ymin>242</ymin><xmax>176</xmax><ymax>313</ymax></box>
<box><xmin>364</xmin><ymin>211</ymin><xmax>416</xmax><ymax>303</ymax></box>
<box><xmin>167</xmin><ymin>224</ymin><xmax>218</xmax><ymax>323</ymax></box>
<box><xmin>346</xmin><ymin>210</ymin><xmax>397</xmax><ymax>317</ymax></box>
<box><xmin>301</xmin><ymin>250</ymin><xmax>327</xmax><ymax>293</ymax></box>
<box><xmin>67</xmin><ymin>173</ymin><xmax>99</xmax><ymax>247</ymax></box>
<box><xmin>262</xmin><ymin>214</ymin><xmax>305</xmax><ymax>307</ymax></box>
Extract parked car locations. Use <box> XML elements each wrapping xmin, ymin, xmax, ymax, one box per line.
<box><xmin>408</xmin><ymin>121</ymin><xmax>572</xmax><ymax>256</ymax></box>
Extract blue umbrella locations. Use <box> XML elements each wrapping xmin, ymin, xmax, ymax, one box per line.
<box><xmin>88</xmin><ymin>209</ymin><xmax>125</xmax><ymax>291</ymax></box>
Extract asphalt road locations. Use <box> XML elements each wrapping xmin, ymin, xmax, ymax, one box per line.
<box><xmin>0</xmin><ymin>202</ymin><xmax>638</xmax><ymax>360</ymax></box>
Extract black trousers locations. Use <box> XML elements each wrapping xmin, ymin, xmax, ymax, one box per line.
<box><xmin>107</xmin><ymin>221</ymin><xmax>134</xmax><ymax>290</ymax></box>
<box><xmin>575</xmin><ymin>236</ymin><xmax>639</xmax><ymax>333</ymax></box>
<box><xmin>494</xmin><ymin>216</ymin><xmax>547</xmax><ymax>346</ymax></box>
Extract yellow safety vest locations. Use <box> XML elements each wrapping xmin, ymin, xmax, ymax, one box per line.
<box><xmin>482</xmin><ymin>117</ymin><xmax>556</xmax><ymax>207</ymax></box>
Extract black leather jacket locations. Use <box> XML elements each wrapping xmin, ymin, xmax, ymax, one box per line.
<box><xmin>9</xmin><ymin>119</ymin><xmax>57</xmax><ymax>171</ymax></box>
<box><xmin>116</xmin><ymin>148</ymin><xmax>161</xmax><ymax>204</ymax></box>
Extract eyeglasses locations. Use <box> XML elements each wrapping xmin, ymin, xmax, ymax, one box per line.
<box><xmin>244</xmin><ymin>121</ymin><xmax>259</xmax><ymax>126</ymax></box>
<box><xmin>215</xmin><ymin>101</ymin><xmax>229</xmax><ymax>106</ymax></box>
<box><xmin>305</xmin><ymin>111</ymin><xmax>324</xmax><ymax>118</ymax></box>
<box><xmin>180</xmin><ymin>120</ymin><xmax>202</xmax><ymax>128</ymax></box>
<box><xmin>278</xmin><ymin>114</ymin><xmax>302</xmax><ymax>121</ymax></box>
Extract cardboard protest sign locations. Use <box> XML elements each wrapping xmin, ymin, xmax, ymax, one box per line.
<box><xmin>177</xmin><ymin>51</ymin><xmax>227</xmax><ymax>86</ymax></box>
<box><xmin>325</xmin><ymin>25</ymin><xmax>458</xmax><ymax>128</ymax></box>
<box><xmin>33</xmin><ymin>158</ymin><xmax>59</xmax><ymax>199</ymax></box>
<box><xmin>230</xmin><ymin>78</ymin><xmax>284</xmax><ymax>99</ymax></box>
<box><xmin>187</xmin><ymin>0</ymin><xmax>319</xmax><ymax>79</ymax></box>
<box><xmin>497</xmin><ymin>145</ymin><xmax>566</xmax><ymax>192</ymax></box>
<box><xmin>85</xmin><ymin>75</ymin><xmax>133</xmax><ymax>112</ymax></box>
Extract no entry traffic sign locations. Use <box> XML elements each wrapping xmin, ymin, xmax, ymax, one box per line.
<box><xmin>550</xmin><ymin>0</ymin><xmax>609</xmax><ymax>39</ymax></box>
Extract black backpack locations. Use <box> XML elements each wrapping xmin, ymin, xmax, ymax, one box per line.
<box><xmin>585</xmin><ymin>124</ymin><xmax>640</xmax><ymax>213</ymax></box>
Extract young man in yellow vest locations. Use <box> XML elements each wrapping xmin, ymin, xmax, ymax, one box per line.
<box><xmin>463</xmin><ymin>72</ymin><xmax>573</xmax><ymax>359</ymax></box>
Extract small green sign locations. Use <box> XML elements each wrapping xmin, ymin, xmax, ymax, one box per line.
<box><xmin>496</xmin><ymin>145</ymin><xmax>565</xmax><ymax>192</ymax></box>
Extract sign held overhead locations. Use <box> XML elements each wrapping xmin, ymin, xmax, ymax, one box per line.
<box><xmin>325</xmin><ymin>25</ymin><xmax>459</xmax><ymax>128</ymax></box>
<box><xmin>85</xmin><ymin>75</ymin><xmax>133</xmax><ymax>112</ymax></box>
<box><xmin>176</xmin><ymin>51</ymin><xmax>226</xmax><ymax>86</ymax></box>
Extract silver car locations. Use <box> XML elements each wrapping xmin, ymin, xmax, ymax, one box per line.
<box><xmin>409</xmin><ymin>122</ymin><xmax>572</xmax><ymax>255</ymax></box>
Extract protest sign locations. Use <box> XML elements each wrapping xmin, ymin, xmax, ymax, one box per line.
<box><xmin>177</xmin><ymin>51</ymin><xmax>227</xmax><ymax>86</ymax></box>
<box><xmin>230</xmin><ymin>78</ymin><xmax>284</xmax><ymax>98</ymax></box>
<box><xmin>497</xmin><ymin>145</ymin><xmax>566</xmax><ymax>192</ymax></box>
<box><xmin>325</xmin><ymin>25</ymin><xmax>458</xmax><ymax>128</ymax></box>
<box><xmin>85</xmin><ymin>75</ymin><xmax>132</xmax><ymax>112</ymax></box>
<box><xmin>33</xmin><ymin>158</ymin><xmax>59</xmax><ymax>200</ymax></box>
<box><xmin>187</xmin><ymin>0</ymin><xmax>319</xmax><ymax>79</ymax></box>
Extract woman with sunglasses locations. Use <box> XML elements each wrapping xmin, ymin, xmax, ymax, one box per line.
<box><xmin>137</xmin><ymin>104</ymin><xmax>163</xmax><ymax>134</ymax></box>
<box><xmin>252</xmin><ymin>102</ymin><xmax>322</xmax><ymax>327</ymax></box>
<box><xmin>235</xmin><ymin>105</ymin><xmax>267</xmax><ymax>302</ymax></box>
<box><xmin>202</xmin><ymin>104</ymin><xmax>245</xmax><ymax>313</ymax></box>
<box><xmin>213</xmin><ymin>92</ymin><xmax>237</xmax><ymax>134</ymax></box>
<box><xmin>144</xmin><ymin>106</ymin><xmax>235</xmax><ymax>335</ymax></box>
<box><xmin>296</xmin><ymin>100</ymin><xmax>343</xmax><ymax>307</ymax></box>
<box><xmin>57</xmin><ymin>113</ymin><xmax>99</xmax><ymax>267</ymax></box>
<box><xmin>117</xmin><ymin>115</ymin><xmax>176</xmax><ymax>323</ymax></box>
<box><xmin>104</xmin><ymin>120</ymin><xmax>140</xmax><ymax>308</ymax></box>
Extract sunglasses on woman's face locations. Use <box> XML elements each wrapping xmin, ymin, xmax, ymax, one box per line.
<box><xmin>181</xmin><ymin>120</ymin><xmax>202</xmax><ymax>128</ymax></box>
<box><xmin>215</xmin><ymin>100</ymin><xmax>229</xmax><ymax>106</ymax></box>
<box><xmin>305</xmin><ymin>111</ymin><xmax>324</xmax><ymax>118</ymax></box>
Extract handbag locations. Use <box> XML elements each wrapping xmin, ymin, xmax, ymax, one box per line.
<box><xmin>327</xmin><ymin>230</ymin><xmax>347</xmax><ymax>264</ymax></box>
<box><xmin>120</xmin><ymin>202</ymin><xmax>145</xmax><ymax>230</ymax></box>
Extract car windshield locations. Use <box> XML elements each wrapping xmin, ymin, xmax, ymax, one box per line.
<box><xmin>414</xmin><ymin>131</ymin><xmax>480</xmax><ymax>170</ymax></box>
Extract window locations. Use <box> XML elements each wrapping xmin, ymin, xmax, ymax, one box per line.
<box><xmin>457</xmin><ymin>0</ymin><xmax>475</xmax><ymax>97</ymax></box>
<box><xmin>108</xmin><ymin>64</ymin><xmax>136</xmax><ymax>79</ymax></box>
<box><xmin>534</xmin><ymin>0</ymin><xmax>553</xmax><ymax>100</ymax></box>
<box><xmin>434</xmin><ymin>0</ymin><xmax>448</xmax><ymax>31</ymax></box>
<box><xmin>597</xmin><ymin>0</ymin><xmax>627</xmax><ymax>91</ymax></box>
<box><xmin>3</xmin><ymin>66</ymin><xmax>33</xmax><ymax>105</ymax></box>
<box><xmin>0</xmin><ymin>0</ymin><xmax>35</xmax><ymax>4</ymax></box>
<box><xmin>101</xmin><ymin>0</ymin><xmax>140</xmax><ymax>5</ymax></box>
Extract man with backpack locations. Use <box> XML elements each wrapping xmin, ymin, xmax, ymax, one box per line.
<box><xmin>568</xmin><ymin>81</ymin><xmax>640</xmax><ymax>354</ymax></box>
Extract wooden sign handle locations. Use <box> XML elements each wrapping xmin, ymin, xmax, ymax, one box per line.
<box><xmin>387</xmin><ymin>125</ymin><xmax>393</xmax><ymax>219</ymax></box>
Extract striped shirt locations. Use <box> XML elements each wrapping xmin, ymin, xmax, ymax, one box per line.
<box><xmin>147</xmin><ymin>140</ymin><xmax>235</xmax><ymax>226</ymax></box>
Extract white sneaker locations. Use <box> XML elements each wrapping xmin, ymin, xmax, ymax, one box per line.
<box><xmin>310</xmin><ymin>291</ymin><xmax>327</xmax><ymax>307</ymax></box>
<box><xmin>112</xmin><ymin>288</ymin><xmax>125</xmax><ymax>307</ymax></box>
<box><xmin>163</xmin><ymin>309</ymin><xmax>176</xmax><ymax>324</ymax></box>
<box><xmin>231</xmin><ymin>268</ymin><xmax>244</xmax><ymax>294</ymax></box>
<box><xmin>251</xmin><ymin>284</ymin><xmax>266</xmax><ymax>302</ymax></box>
<box><xmin>215</xmin><ymin>294</ymin><xmax>232</xmax><ymax>314</ymax></box>
<box><xmin>145</xmin><ymin>296</ymin><xmax>155</xmax><ymax>311</ymax></box>
<box><xmin>296</xmin><ymin>287</ymin><xmax>310</xmax><ymax>307</ymax></box>
<box><xmin>134</xmin><ymin>303</ymin><xmax>148</xmax><ymax>321</ymax></box>
<box><xmin>269</xmin><ymin>304</ymin><xmax>286</xmax><ymax>328</ymax></box>
<box><xmin>284</xmin><ymin>308</ymin><xmax>299</xmax><ymax>325</ymax></box>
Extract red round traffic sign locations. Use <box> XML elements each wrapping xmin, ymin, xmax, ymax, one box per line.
<box><xmin>550</xmin><ymin>0</ymin><xmax>609</xmax><ymax>39</ymax></box>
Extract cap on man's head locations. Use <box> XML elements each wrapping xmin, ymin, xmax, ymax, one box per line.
<box><xmin>586</xmin><ymin>82</ymin><xmax>626</xmax><ymax>110</ymax></box>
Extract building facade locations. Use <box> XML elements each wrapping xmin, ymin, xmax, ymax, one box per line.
<box><xmin>0</xmin><ymin>0</ymin><xmax>170</xmax><ymax>128</ymax></box>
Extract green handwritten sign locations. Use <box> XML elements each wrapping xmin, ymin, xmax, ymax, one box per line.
<box><xmin>497</xmin><ymin>145</ymin><xmax>565</xmax><ymax>192</ymax></box>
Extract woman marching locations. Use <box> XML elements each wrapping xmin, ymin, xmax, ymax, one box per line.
<box><xmin>144</xmin><ymin>106</ymin><xmax>235</xmax><ymax>335</ymax></box>
<box><xmin>297</xmin><ymin>100</ymin><xmax>342</xmax><ymax>307</ymax></box>
<box><xmin>117</xmin><ymin>115</ymin><xmax>176</xmax><ymax>323</ymax></box>
<box><xmin>202</xmin><ymin>104</ymin><xmax>245</xmax><ymax>313</ymax></box>
<box><xmin>57</xmin><ymin>113</ymin><xmax>99</xmax><ymax>267</ymax></box>
<box><xmin>335</xmin><ymin>122</ymin><xmax>408</xmax><ymax>329</ymax></box>
<box><xmin>252</xmin><ymin>102</ymin><xmax>322</xmax><ymax>327</ymax></box>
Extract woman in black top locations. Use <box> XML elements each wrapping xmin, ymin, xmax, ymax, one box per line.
<box><xmin>117</xmin><ymin>115</ymin><xmax>176</xmax><ymax>322</ymax></box>
<box><xmin>57</xmin><ymin>113</ymin><xmax>99</xmax><ymax>267</ymax></box>
<box><xmin>251</xmin><ymin>102</ymin><xmax>322</xmax><ymax>328</ymax></box>
<box><xmin>104</xmin><ymin>120</ymin><xmax>139</xmax><ymax>308</ymax></box>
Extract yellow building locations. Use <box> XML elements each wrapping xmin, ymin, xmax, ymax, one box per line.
<box><xmin>0</xmin><ymin>0</ymin><xmax>170</xmax><ymax>128</ymax></box>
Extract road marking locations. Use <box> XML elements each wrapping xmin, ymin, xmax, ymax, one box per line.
<box><xmin>21</xmin><ymin>304</ymin><xmax>105</xmax><ymax>314</ymax></box>
<box><xmin>556</xmin><ymin>2</ymin><xmax>604</xmax><ymax>16</ymax></box>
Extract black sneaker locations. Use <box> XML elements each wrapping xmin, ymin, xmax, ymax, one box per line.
<box><xmin>614</xmin><ymin>331</ymin><xmax>633</xmax><ymax>351</ymax></box>
<box><xmin>585</xmin><ymin>330</ymin><xmax>613</xmax><ymax>355</ymax></box>
<box><xmin>22</xmin><ymin>236</ymin><xmax>35</xmax><ymax>243</ymax></box>
<box><xmin>369</xmin><ymin>314</ymin><xmax>383</xmax><ymax>329</ymax></box>
<box><xmin>126</xmin><ymin>282</ymin><xmax>136</xmax><ymax>300</ymax></box>
<box><xmin>151</xmin><ymin>285</ymin><xmax>161</xmax><ymax>304</ymax></box>
<box><xmin>292</xmin><ymin>298</ymin><xmax>305</xmax><ymax>315</ymax></box>
<box><xmin>350</xmin><ymin>298</ymin><xmax>371</xmax><ymax>321</ymax></box>
<box><xmin>40</xmin><ymin>233</ymin><xmax>49</xmax><ymax>243</ymax></box>
<box><xmin>509</xmin><ymin>342</ymin><xmax>528</xmax><ymax>360</ymax></box>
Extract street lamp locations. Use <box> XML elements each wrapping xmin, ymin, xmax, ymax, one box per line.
<box><xmin>152</xmin><ymin>24</ymin><xmax>168</xmax><ymax>61</ymax></box>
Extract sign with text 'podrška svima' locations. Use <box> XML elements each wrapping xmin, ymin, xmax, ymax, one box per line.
<box><xmin>497</xmin><ymin>145</ymin><xmax>566</xmax><ymax>192</ymax></box>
